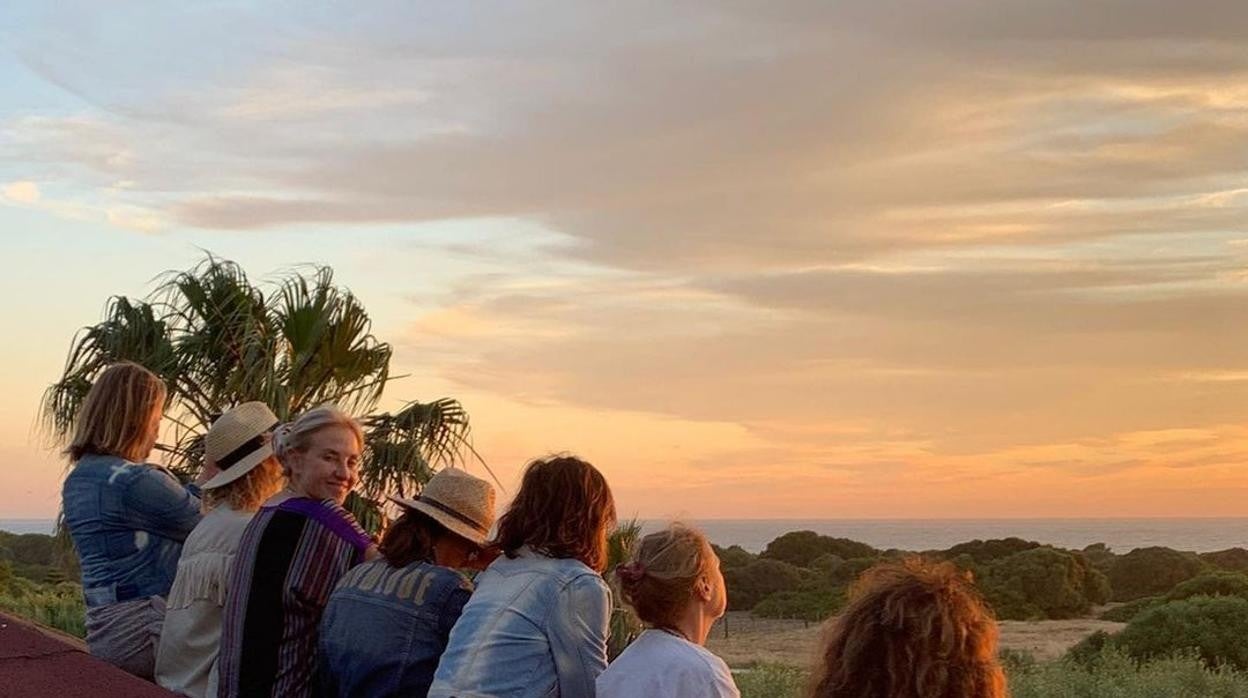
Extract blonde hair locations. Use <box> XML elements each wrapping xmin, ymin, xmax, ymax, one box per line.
<box><xmin>203</xmin><ymin>456</ymin><xmax>285</xmax><ymax>513</ymax></box>
<box><xmin>67</xmin><ymin>362</ymin><xmax>167</xmax><ymax>463</ymax></box>
<box><xmin>273</xmin><ymin>404</ymin><xmax>364</xmax><ymax>476</ymax></box>
<box><xmin>617</xmin><ymin>523</ymin><xmax>716</xmax><ymax>630</ymax></box>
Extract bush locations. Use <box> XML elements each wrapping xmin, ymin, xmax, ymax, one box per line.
<box><xmin>1081</xmin><ymin>542</ymin><xmax>1118</xmax><ymax>573</ymax></box>
<box><xmin>713</xmin><ymin>544</ymin><xmax>756</xmax><ymax>570</ymax></box>
<box><xmin>753</xmin><ymin>588</ymin><xmax>844</xmax><ymax>622</ymax></box>
<box><xmin>1100</xmin><ymin>572</ymin><xmax>1248</xmax><ymax>623</ymax></box>
<box><xmin>1012</xmin><ymin>648</ymin><xmax>1248</xmax><ymax>698</ymax></box>
<box><xmin>941</xmin><ymin>537</ymin><xmax>1041</xmax><ymax>564</ymax></box>
<box><xmin>1114</xmin><ymin>595</ymin><xmax>1248</xmax><ymax>670</ymax></box>
<box><xmin>0</xmin><ymin>563</ymin><xmax>85</xmax><ymax>638</ymax></box>
<box><xmin>760</xmin><ymin>531</ymin><xmax>877</xmax><ymax>568</ymax></box>
<box><xmin>1107</xmin><ymin>547</ymin><xmax>1206</xmax><ymax>601</ymax></box>
<box><xmin>978</xmin><ymin>547</ymin><xmax>1110</xmax><ymax>620</ymax></box>
<box><xmin>1100</xmin><ymin>598</ymin><xmax>1157</xmax><ymax>623</ymax></box>
<box><xmin>737</xmin><ymin>664</ymin><xmax>807</xmax><ymax>698</ymax></box>
<box><xmin>1204</xmin><ymin>548</ymin><xmax>1248</xmax><ymax>573</ymax></box>
<box><xmin>724</xmin><ymin>559</ymin><xmax>805</xmax><ymax>610</ymax></box>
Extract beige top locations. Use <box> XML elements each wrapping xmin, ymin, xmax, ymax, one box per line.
<box><xmin>154</xmin><ymin>504</ymin><xmax>253</xmax><ymax>698</ymax></box>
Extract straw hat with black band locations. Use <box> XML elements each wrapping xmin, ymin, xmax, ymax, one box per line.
<box><xmin>389</xmin><ymin>468</ymin><xmax>496</xmax><ymax>546</ymax></box>
<box><xmin>201</xmin><ymin>402</ymin><xmax>281</xmax><ymax>490</ymax></box>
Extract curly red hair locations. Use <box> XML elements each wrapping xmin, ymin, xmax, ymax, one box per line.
<box><xmin>809</xmin><ymin>559</ymin><xmax>1007</xmax><ymax>698</ymax></box>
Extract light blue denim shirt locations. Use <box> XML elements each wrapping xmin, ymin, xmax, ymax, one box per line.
<box><xmin>62</xmin><ymin>453</ymin><xmax>202</xmax><ymax>607</ymax></box>
<box><xmin>429</xmin><ymin>548</ymin><xmax>610</xmax><ymax>698</ymax></box>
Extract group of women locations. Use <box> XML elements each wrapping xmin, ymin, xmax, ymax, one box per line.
<box><xmin>61</xmin><ymin>361</ymin><xmax>1008</xmax><ymax>698</ymax></box>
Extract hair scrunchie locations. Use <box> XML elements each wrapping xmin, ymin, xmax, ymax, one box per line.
<box><xmin>617</xmin><ymin>560</ymin><xmax>647</xmax><ymax>584</ymax></box>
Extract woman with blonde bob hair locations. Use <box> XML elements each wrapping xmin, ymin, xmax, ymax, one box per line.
<box><xmin>216</xmin><ymin>404</ymin><xmax>377</xmax><ymax>698</ymax></box>
<box><xmin>155</xmin><ymin>402</ymin><xmax>286</xmax><ymax>697</ymax></box>
<box><xmin>808</xmin><ymin>559</ymin><xmax>1007</xmax><ymax>698</ymax></box>
<box><xmin>597</xmin><ymin>523</ymin><xmax>739</xmax><ymax>698</ymax></box>
<box><xmin>61</xmin><ymin>362</ymin><xmax>204</xmax><ymax>679</ymax></box>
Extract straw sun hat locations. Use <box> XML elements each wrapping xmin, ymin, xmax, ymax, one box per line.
<box><xmin>201</xmin><ymin>402</ymin><xmax>280</xmax><ymax>490</ymax></box>
<box><xmin>389</xmin><ymin>468</ymin><xmax>496</xmax><ymax>546</ymax></box>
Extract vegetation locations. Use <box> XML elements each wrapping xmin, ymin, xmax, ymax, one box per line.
<box><xmin>0</xmin><ymin>562</ymin><xmax>84</xmax><ymax>637</ymax></box>
<box><xmin>1081</xmin><ymin>595</ymin><xmax>1248</xmax><ymax>671</ymax></box>
<box><xmin>40</xmin><ymin>256</ymin><xmax>486</xmax><ymax>531</ymax></box>
<box><xmin>738</xmin><ymin>651</ymin><xmax>1248</xmax><ymax>698</ymax></box>
<box><xmin>1101</xmin><ymin>571</ymin><xmax>1248</xmax><ymax>623</ymax></box>
<box><xmin>1106</xmin><ymin>546</ymin><xmax>1207</xmax><ymax>601</ymax></box>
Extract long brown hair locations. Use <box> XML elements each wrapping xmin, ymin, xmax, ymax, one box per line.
<box><xmin>67</xmin><ymin>362</ymin><xmax>167</xmax><ymax>463</ymax></box>
<box><xmin>809</xmin><ymin>559</ymin><xmax>1007</xmax><ymax>698</ymax></box>
<box><xmin>378</xmin><ymin>509</ymin><xmax>446</xmax><ymax>568</ymax></box>
<box><xmin>493</xmin><ymin>455</ymin><xmax>616</xmax><ymax>572</ymax></box>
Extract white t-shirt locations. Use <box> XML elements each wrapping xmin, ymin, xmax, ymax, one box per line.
<box><xmin>597</xmin><ymin>629</ymin><xmax>740</xmax><ymax>698</ymax></box>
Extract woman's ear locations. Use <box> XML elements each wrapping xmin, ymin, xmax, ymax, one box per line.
<box><xmin>696</xmin><ymin>577</ymin><xmax>713</xmax><ymax>602</ymax></box>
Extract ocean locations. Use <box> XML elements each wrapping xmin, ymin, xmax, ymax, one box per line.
<box><xmin>8</xmin><ymin>517</ymin><xmax>1248</xmax><ymax>554</ymax></box>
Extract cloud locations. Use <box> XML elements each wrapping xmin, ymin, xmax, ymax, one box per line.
<box><xmin>7</xmin><ymin>2</ymin><xmax>1248</xmax><ymax>515</ymax></box>
<box><xmin>2</xmin><ymin>181</ymin><xmax>40</xmax><ymax>204</ymax></box>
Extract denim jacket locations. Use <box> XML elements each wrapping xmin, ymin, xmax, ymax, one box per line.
<box><xmin>429</xmin><ymin>548</ymin><xmax>610</xmax><ymax>698</ymax></box>
<box><xmin>62</xmin><ymin>453</ymin><xmax>202</xmax><ymax>607</ymax></box>
<box><xmin>319</xmin><ymin>558</ymin><xmax>473</xmax><ymax>697</ymax></box>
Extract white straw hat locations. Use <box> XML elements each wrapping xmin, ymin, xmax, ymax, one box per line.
<box><xmin>389</xmin><ymin>468</ymin><xmax>496</xmax><ymax>545</ymax></box>
<box><xmin>201</xmin><ymin>402</ymin><xmax>280</xmax><ymax>490</ymax></box>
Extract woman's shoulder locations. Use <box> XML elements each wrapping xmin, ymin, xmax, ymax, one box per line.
<box><xmin>277</xmin><ymin>497</ymin><xmax>372</xmax><ymax>549</ymax></box>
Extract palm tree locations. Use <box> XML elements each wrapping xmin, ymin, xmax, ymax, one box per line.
<box><xmin>41</xmin><ymin>255</ymin><xmax>483</xmax><ymax>531</ymax></box>
<box><xmin>606</xmin><ymin>519</ymin><xmax>644</xmax><ymax>659</ymax></box>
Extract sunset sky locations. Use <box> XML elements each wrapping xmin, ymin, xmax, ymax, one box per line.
<box><xmin>2</xmin><ymin>2</ymin><xmax>1247</xmax><ymax>520</ymax></box>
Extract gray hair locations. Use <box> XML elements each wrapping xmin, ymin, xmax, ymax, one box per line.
<box><xmin>273</xmin><ymin>404</ymin><xmax>365</xmax><ymax>473</ymax></box>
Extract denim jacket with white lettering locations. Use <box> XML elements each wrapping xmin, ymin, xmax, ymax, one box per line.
<box><xmin>429</xmin><ymin>548</ymin><xmax>611</xmax><ymax>698</ymax></box>
<box><xmin>62</xmin><ymin>453</ymin><xmax>202</xmax><ymax>607</ymax></box>
<box><xmin>319</xmin><ymin>558</ymin><xmax>473</xmax><ymax>697</ymax></box>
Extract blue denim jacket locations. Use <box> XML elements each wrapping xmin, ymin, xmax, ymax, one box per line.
<box><xmin>62</xmin><ymin>454</ymin><xmax>202</xmax><ymax>607</ymax></box>
<box><xmin>429</xmin><ymin>548</ymin><xmax>610</xmax><ymax>698</ymax></box>
<box><xmin>319</xmin><ymin>558</ymin><xmax>473</xmax><ymax>697</ymax></box>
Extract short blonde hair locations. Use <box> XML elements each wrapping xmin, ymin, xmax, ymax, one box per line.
<box><xmin>67</xmin><ymin>362</ymin><xmax>167</xmax><ymax>463</ymax></box>
<box><xmin>203</xmin><ymin>456</ymin><xmax>284</xmax><ymax>513</ymax></box>
<box><xmin>273</xmin><ymin>404</ymin><xmax>364</xmax><ymax>476</ymax></box>
<box><xmin>617</xmin><ymin>523</ymin><xmax>715</xmax><ymax>630</ymax></box>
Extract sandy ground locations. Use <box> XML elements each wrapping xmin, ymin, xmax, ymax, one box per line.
<box><xmin>707</xmin><ymin>611</ymin><xmax>1126</xmax><ymax>667</ymax></box>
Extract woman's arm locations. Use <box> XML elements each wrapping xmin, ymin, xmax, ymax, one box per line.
<box><xmin>549</xmin><ymin>573</ymin><xmax>610</xmax><ymax>696</ymax></box>
<box><xmin>124</xmin><ymin>466</ymin><xmax>202</xmax><ymax>540</ymax></box>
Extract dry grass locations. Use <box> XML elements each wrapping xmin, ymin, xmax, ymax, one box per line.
<box><xmin>707</xmin><ymin>611</ymin><xmax>1125</xmax><ymax>668</ymax></box>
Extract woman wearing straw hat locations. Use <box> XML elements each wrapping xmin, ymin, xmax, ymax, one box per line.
<box><xmin>154</xmin><ymin>401</ymin><xmax>285</xmax><ymax>698</ymax></box>
<box><xmin>319</xmin><ymin>468</ymin><xmax>497</xmax><ymax>698</ymax></box>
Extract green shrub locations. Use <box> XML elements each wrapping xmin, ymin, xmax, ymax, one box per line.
<box><xmin>753</xmin><ymin>588</ymin><xmax>844</xmax><ymax>622</ymax></box>
<box><xmin>1107</xmin><ymin>547</ymin><xmax>1206</xmax><ymax>602</ymax></box>
<box><xmin>978</xmin><ymin>547</ymin><xmax>1110</xmax><ymax>620</ymax></box>
<box><xmin>1114</xmin><ymin>595</ymin><xmax>1248</xmax><ymax>670</ymax></box>
<box><xmin>942</xmin><ymin>537</ymin><xmax>1041</xmax><ymax>564</ymax></box>
<box><xmin>1011</xmin><ymin>648</ymin><xmax>1248</xmax><ymax>698</ymax></box>
<box><xmin>760</xmin><ymin>531</ymin><xmax>877</xmax><ymax>568</ymax></box>
<box><xmin>724</xmin><ymin>559</ymin><xmax>805</xmax><ymax>610</ymax></box>
<box><xmin>737</xmin><ymin>664</ymin><xmax>806</xmax><ymax>698</ymax></box>
<box><xmin>1100</xmin><ymin>572</ymin><xmax>1248</xmax><ymax>623</ymax></box>
<box><xmin>1100</xmin><ymin>598</ymin><xmax>1158</xmax><ymax>623</ymax></box>
<box><xmin>1203</xmin><ymin>548</ymin><xmax>1248</xmax><ymax>573</ymax></box>
<box><xmin>713</xmin><ymin>544</ymin><xmax>756</xmax><ymax>570</ymax></box>
<box><xmin>0</xmin><ymin>565</ymin><xmax>85</xmax><ymax>638</ymax></box>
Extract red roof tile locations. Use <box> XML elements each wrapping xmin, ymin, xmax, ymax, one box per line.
<box><xmin>0</xmin><ymin>612</ymin><xmax>175</xmax><ymax>698</ymax></box>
